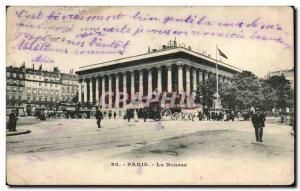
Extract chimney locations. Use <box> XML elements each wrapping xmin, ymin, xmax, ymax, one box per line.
<box><xmin>148</xmin><ymin>46</ymin><xmax>151</xmax><ymax>53</ymax></box>
<box><xmin>39</xmin><ymin>64</ymin><xmax>42</xmax><ymax>71</ymax></box>
<box><xmin>32</xmin><ymin>63</ymin><xmax>35</xmax><ymax>70</ymax></box>
<box><xmin>174</xmin><ymin>37</ymin><xmax>177</xmax><ymax>47</ymax></box>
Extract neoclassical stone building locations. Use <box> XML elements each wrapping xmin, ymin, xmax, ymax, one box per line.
<box><xmin>76</xmin><ymin>43</ymin><xmax>241</xmax><ymax>110</ymax></box>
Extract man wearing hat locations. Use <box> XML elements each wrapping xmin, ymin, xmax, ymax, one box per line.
<box><xmin>251</xmin><ymin>108</ymin><xmax>266</xmax><ymax>142</ymax></box>
<box><xmin>95</xmin><ymin>107</ymin><xmax>104</xmax><ymax>128</ymax></box>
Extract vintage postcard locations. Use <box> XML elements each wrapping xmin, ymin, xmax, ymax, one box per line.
<box><xmin>6</xmin><ymin>6</ymin><xmax>294</xmax><ymax>185</ymax></box>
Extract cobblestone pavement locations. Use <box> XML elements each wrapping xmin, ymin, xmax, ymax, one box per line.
<box><xmin>6</xmin><ymin>118</ymin><xmax>294</xmax><ymax>185</ymax></box>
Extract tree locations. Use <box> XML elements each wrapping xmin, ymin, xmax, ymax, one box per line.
<box><xmin>265</xmin><ymin>74</ymin><xmax>294</xmax><ymax>110</ymax></box>
<box><xmin>197</xmin><ymin>71</ymin><xmax>293</xmax><ymax>112</ymax></box>
<box><xmin>197</xmin><ymin>76</ymin><xmax>217</xmax><ymax>109</ymax></box>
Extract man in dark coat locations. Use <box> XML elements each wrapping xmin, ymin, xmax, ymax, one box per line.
<box><xmin>127</xmin><ymin>109</ymin><xmax>131</xmax><ymax>122</ymax></box>
<box><xmin>8</xmin><ymin>110</ymin><xmax>17</xmax><ymax>132</ymax></box>
<box><xmin>113</xmin><ymin>111</ymin><xmax>117</xmax><ymax>120</ymax></box>
<box><xmin>251</xmin><ymin>108</ymin><xmax>266</xmax><ymax>142</ymax></box>
<box><xmin>95</xmin><ymin>108</ymin><xmax>104</xmax><ymax>128</ymax></box>
<box><xmin>143</xmin><ymin>108</ymin><xmax>148</xmax><ymax>122</ymax></box>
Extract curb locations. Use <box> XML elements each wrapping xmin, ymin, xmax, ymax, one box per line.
<box><xmin>6</xmin><ymin>130</ymin><xmax>31</xmax><ymax>136</ymax></box>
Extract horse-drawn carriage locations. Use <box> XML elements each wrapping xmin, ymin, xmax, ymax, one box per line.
<box><xmin>59</xmin><ymin>103</ymin><xmax>97</xmax><ymax>119</ymax></box>
<box><xmin>139</xmin><ymin>93</ymin><xmax>202</xmax><ymax>121</ymax></box>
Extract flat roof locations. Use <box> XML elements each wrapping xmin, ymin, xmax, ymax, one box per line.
<box><xmin>77</xmin><ymin>46</ymin><xmax>242</xmax><ymax>73</ymax></box>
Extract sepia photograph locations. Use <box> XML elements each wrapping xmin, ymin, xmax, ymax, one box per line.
<box><xmin>5</xmin><ymin>6</ymin><xmax>295</xmax><ymax>185</ymax></box>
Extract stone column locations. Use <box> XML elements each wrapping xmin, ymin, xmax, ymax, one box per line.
<box><xmin>78</xmin><ymin>80</ymin><xmax>82</xmax><ymax>103</ymax></box>
<box><xmin>198</xmin><ymin>70</ymin><xmax>203</xmax><ymax>84</ymax></box>
<box><xmin>178</xmin><ymin>65</ymin><xmax>183</xmax><ymax>94</ymax></box>
<box><xmin>123</xmin><ymin>72</ymin><xmax>127</xmax><ymax>104</ymax></box>
<box><xmin>205</xmin><ymin>71</ymin><xmax>209</xmax><ymax>81</ymax></box>
<box><xmin>218</xmin><ymin>75</ymin><xmax>222</xmax><ymax>82</ymax></box>
<box><xmin>95</xmin><ymin>77</ymin><xmax>99</xmax><ymax>105</ymax></box>
<box><xmin>208</xmin><ymin>72</ymin><xmax>212</xmax><ymax>80</ymax></box>
<box><xmin>131</xmin><ymin>71</ymin><xmax>135</xmax><ymax>97</ymax></box>
<box><xmin>89</xmin><ymin>78</ymin><xmax>93</xmax><ymax>103</ymax></box>
<box><xmin>139</xmin><ymin>71</ymin><xmax>143</xmax><ymax>96</ymax></box>
<box><xmin>192</xmin><ymin>68</ymin><xmax>197</xmax><ymax>91</ymax></box>
<box><xmin>84</xmin><ymin>79</ymin><xmax>88</xmax><ymax>102</ymax></box>
<box><xmin>115</xmin><ymin>74</ymin><xmax>120</xmax><ymax>107</ymax></box>
<box><xmin>101</xmin><ymin>76</ymin><xmax>105</xmax><ymax>107</ymax></box>
<box><xmin>186</xmin><ymin>66</ymin><xmax>190</xmax><ymax>95</ymax></box>
<box><xmin>108</xmin><ymin>75</ymin><xmax>112</xmax><ymax>108</ymax></box>
<box><xmin>167</xmin><ymin>66</ymin><xmax>172</xmax><ymax>93</ymax></box>
<box><xmin>157</xmin><ymin>67</ymin><xmax>162</xmax><ymax>93</ymax></box>
<box><xmin>148</xmin><ymin>69</ymin><xmax>152</xmax><ymax>96</ymax></box>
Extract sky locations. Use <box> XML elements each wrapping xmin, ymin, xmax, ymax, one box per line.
<box><xmin>6</xmin><ymin>6</ymin><xmax>294</xmax><ymax>78</ymax></box>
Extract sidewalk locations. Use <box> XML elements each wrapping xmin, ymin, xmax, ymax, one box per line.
<box><xmin>6</xmin><ymin>129</ymin><xmax>31</xmax><ymax>136</ymax></box>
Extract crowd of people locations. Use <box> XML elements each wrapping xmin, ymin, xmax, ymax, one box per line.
<box><xmin>197</xmin><ymin>111</ymin><xmax>236</xmax><ymax>121</ymax></box>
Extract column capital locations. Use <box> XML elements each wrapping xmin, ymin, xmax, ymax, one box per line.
<box><xmin>164</xmin><ymin>64</ymin><xmax>173</xmax><ymax>70</ymax></box>
<box><xmin>157</xmin><ymin>66</ymin><xmax>162</xmax><ymax>71</ymax></box>
<box><xmin>176</xmin><ymin>61</ymin><xmax>184</xmax><ymax>66</ymax></box>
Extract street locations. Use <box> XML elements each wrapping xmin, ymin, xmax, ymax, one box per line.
<box><xmin>7</xmin><ymin>118</ymin><xmax>294</xmax><ymax>185</ymax></box>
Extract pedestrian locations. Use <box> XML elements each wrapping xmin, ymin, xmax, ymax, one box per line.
<box><xmin>223</xmin><ymin>112</ymin><xmax>227</xmax><ymax>121</ymax></box>
<box><xmin>212</xmin><ymin>112</ymin><xmax>216</xmax><ymax>121</ymax></box>
<box><xmin>8</xmin><ymin>110</ymin><xmax>17</xmax><ymax>132</ymax></box>
<box><xmin>206</xmin><ymin>112</ymin><xmax>210</xmax><ymax>121</ymax></box>
<box><xmin>197</xmin><ymin>111</ymin><xmax>203</xmax><ymax>121</ymax></box>
<box><xmin>113</xmin><ymin>111</ymin><xmax>117</xmax><ymax>120</ymax></box>
<box><xmin>95</xmin><ymin>107</ymin><xmax>103</xmax><ymax>128</ymax></box>
<box><xmin>40</xmin><ymin>111</ymin><xmax>46</xmax><ymax>121</ymax></box>
<box><xmin>127</xmin><ymin>109</ymin><xmax>131</xmax><ymax>122</ymax></box>
<box><xmin>231</xmin><ymin>111</ymin><xmax>235</xmax><ymax>121</ymax></box>
<box><xmin>134</xmin><ymin>109</ymin><xmax>139</xmax><ymax>122</ymax></box>
<box><xmin>251</xmin><ymin>108</ymin><xmax>266</xmax><ymax>142</ymax></box>
<box><xmin>143</xmin><ymin>108</ymin><xmax>148</xmax><ymax>122</ymax></box>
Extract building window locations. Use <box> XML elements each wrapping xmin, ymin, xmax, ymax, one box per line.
<box><xmin>45</xmin><ymin>83</ymin><xmax>48</xmax><ymax>87</ymax></box>
<box><xmin>50</xmin><ymin>84</ymin><xmax>53</xmax><ymax>87</ymax></box>
<box><xmin>45</xmin><ymin>90</ymin><xmax>48</xmax><ymax>94</ymax></box>
<box><xmin>6</xmin><ymin>72</ymin><xmax>11</xmax><ymax>78</ymax></box>
<box><xmin>12</xmin><ymin>73</ymin><xmax>16</xmax><ymax>78</ymax></box>
<box><xmin>39</xmin><ymin>82</ymin><xmax>42</xmax><ymax>86</ymax></box>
